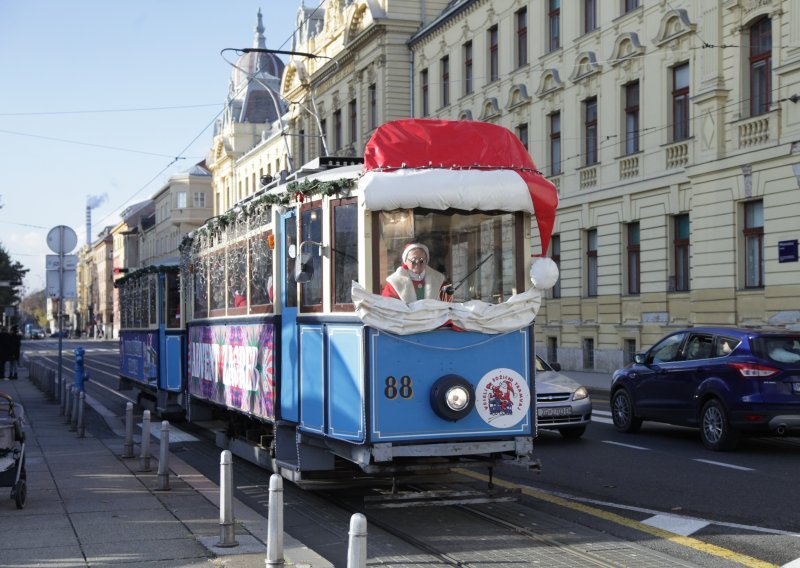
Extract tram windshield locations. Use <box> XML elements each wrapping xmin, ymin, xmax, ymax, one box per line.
<box><xmin>376</xmin><ymin>209</ymin><xmax>521</xmax><ymax>304</ymax></box>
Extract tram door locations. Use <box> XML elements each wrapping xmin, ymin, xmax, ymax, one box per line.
<box><xmin>279</xmin><ymin>210</ymin><xmax>300</xmax><ymax>422</ymax></box>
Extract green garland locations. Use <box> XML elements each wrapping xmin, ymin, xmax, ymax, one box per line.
<box><xmin>114</xmin><ymin>264</ymin><xmax>179</xmax><ymax>287</ymax></box>
<box><xmin>179</xmin><ymin>176</ymin><xmax>356</xmax><ymax>253</ymax></box>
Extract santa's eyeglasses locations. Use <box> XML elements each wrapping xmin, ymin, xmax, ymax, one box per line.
<box><xmin>408</xmin><ymin>258</ymin><xmax>426</xmax><ymax>266</ymax></box>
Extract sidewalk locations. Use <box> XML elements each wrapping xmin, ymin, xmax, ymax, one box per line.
<box><xmin>0</xmin><ymin>363</ymin><xmax>331</xmax><ymax>568</ymax></box>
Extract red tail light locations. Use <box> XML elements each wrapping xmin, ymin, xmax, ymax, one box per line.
<box><xmin>727</xmin><ymin>362</ymin><xmax>779</xmax><ymax>378</ymax></box>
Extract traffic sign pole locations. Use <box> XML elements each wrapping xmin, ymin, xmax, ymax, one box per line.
<box><xmin>46</xmin><ymin>225</ymin><xmax>78</xmax><ymax>390</ymax></box>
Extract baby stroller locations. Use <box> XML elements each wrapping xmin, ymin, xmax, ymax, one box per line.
<box><xmin>0</xmin><ymin>392</ymin><xmax>26</xmax><ymax>509</ymax></box>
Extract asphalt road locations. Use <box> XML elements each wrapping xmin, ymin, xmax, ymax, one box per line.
<box><xmin>22</xmin><ymin>338</ymin><xmax>800</xmax><ymax>567</ymax></box>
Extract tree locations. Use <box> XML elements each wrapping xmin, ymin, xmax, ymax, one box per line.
<box><xmin>0</xmin><ymin>242</ymin><xmax>29</xmax><ymax>321</ymax></box>
<box><xmin>21</xmin><ymin>288</ymin><xmax>47</xmax><ymax>328</ymax></box>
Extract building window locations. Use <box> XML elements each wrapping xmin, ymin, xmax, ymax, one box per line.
<box><xmin>193</xmin><ymin>192</ymin><xmax>205</xmax><ymax>208</ymax></box>
<box><xmin>368</xmin><ymin>84</ymin><xmax>377</xmax><ymax>130</ymax></box>
<box><xmin>744</xmin><ymin>200</ymin><xmax>764</xmax><ymax>288</ymax></box>
<box><xmin>548</xmin><ymin>0</ymin><xmax>560</xmax><ymax>52</ymax></box>
<box><xmin>551</xmin><ymin>235</ymin><xmax>561</xmax><ymax>298</ymax></box>
<box><xmin>584</xmin><ymin>0</ymin><xmax>597</xmax><ymax>34</ymax></box>
<box><xmin>583</xmin><ymin>337</ymin><xmax>595</xmax><ymax>369</ymax></box>
<box><xmin>584</xmin><ymin>97</ymin><xmax>598</xmax><ymax>166</ymax></box>
<box><xmin>549</xmin><ymin>112</ymin><xmax>561</xmax><ymax>176</ymax></box>
<box><xmin>319</xmin><ymin>118</ymin><xmax>327</xmax><ymax>155</ymax></box>
<box><xmin>516</xmin><ymin>8</ymin><xmax>528</xmax><ymax>68</ymax></box>
<box><xmin>334</xmin><ymin>109</ymin><xmax>342</xmax><ymax>152</ymax></box>
<box><xmin>298</xmin><ymin>128</ymin><xmax>306</xmax><ymax>165</ymax></box>
<box><xmin>624</xmin><ymin>339</ymin><xmax>637</xmax><ymax>363</ymax></box>
<box><xmin>176</xmin><ymin>191</ymin><xmax>187</xmax><ymax>209</ymax></box>
<box><xmin>463</xmin><ymin>41</ymin><xmax>473</xmax><ymax>95</ymax></box>
<box><xmin>547</xmin><ymin>336</ymin><xmax>558</xmax><ymax>364</ymax></box>
<box><xmin>627</xmin><ymin>222</ymin><xmax>640</xmax><ymax>295</ymax></box>
<box><xmin>488</xmin><ymin>25</ymin><xmax>499</xmax><ymax>82</ymax></box>
<box><xmin>624</xmin><ymin>81</ymin><xmax>640</xmax><ymax>155</ymax></box>
<box><xmin>624</xmin><ymin>0</ymin><xmax>639</xmax><ymax>13</ymax></box>
<box><xmin>673</xmin><ymin>214</ymin><xmax>690</xmax><ymax>292</ymax></box>
<box><xmin>349</xmin><ymin>99</ymin><xmax>357</xmax><ymax>146</ymax></box>
<box><xmin>440</xmin><ymin>55</ymin><xmax>450</xmax><ymax>107</ymax></box>
<box><xmin>749</xmin><ymin>17</ymin><xmax>771</xmax><ymax>116</ymax></box>
<box><xmin>421</xmin><ymin>68</ymin><xmax>429</xmax><ymax>117</ymax></box>
<box><xmin>672</xmin><ymin>63</ymin><xmax>690</xmax><ymax>141</ymax></box>
<box><xmin>587</xmin><ymin>229</ymin><xmax>598</xmax><ymax>297</ymax></box>
<box><xmin>516</xmin><ymin>123</ymin><xmax>528</xmax><ymax>151</ymax></box>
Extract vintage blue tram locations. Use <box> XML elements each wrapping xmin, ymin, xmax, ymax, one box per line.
<box><xmin>119</xmin><ymin>119</ymin><xmax>559</xmax><ymax>481</ymax></box>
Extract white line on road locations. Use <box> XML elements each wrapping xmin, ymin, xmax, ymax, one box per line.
<box><xmin>642</xmin><ymin>514</ymin><xmax>710</xmax><ymax>536</ymax></box>
<box><xmin>602</xmin><ymin>440</ymin><xmax>650</xmax><ymax>450</ymax></box>
<box><xmin>693</xmin><ymin>458</ymin><xmax>755</xmax><ymax>472</ymax></box>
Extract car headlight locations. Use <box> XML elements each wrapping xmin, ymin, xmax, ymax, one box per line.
<box><xmin>430</xmin><ymin>375</ymin><xmax>476</xmax><ymax>421</ymax></box>
<box><xmin>572</xmin><ymin>386</ymin><xmax>589</xmax><ymax>401</ymax></box>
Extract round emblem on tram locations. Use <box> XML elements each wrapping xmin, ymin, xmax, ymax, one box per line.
<box><xmin>476</xmin><ymin>368</ymin><xmax>530</xmax><ymax>428</ymax></box>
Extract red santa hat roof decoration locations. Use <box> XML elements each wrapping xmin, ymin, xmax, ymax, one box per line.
<box><xmin>359</xmin><ymin>119</ymin><xmax>559</xmax><ymax>256</ymax></box>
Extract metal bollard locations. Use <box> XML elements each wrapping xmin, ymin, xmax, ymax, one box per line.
<box><xmin>59</xmin><ymin>375</ymin><xmax>66</xmax><ymax>415</ymax></box>
<box><xmin>122</xmin><ymin>403</ymin><xmax>135</xmax><ymax>458</ymax></box>
<box><xmin>139</xmin><ymin>410</ymin><xmax>151</xmax><ymax>472</ymax></box>
<box><xmin>157</xmin><ymin>421</ymin><xmax>170</xmax><ymax>491</ymax></box>
<box><xmin>216</xmin><ymin>450</ymin><xmax>238</xmax><ymax>548</ymax></box>
<box><xmin>65</xmin><ymin>386</ymin><xmax>74</xmax><ymax>424</ymax></box>
<box><xmin>70</xmin><ymin>388</ymin><xmax>79</xmax><ymax>431</ymax></box>
<box><xmin>77</xmin><ymin>392</ymin><xmax>86</xmax><ymax>438</ymax></box>
<box><xmin>265</xmin><ymin>473</ymin><xmax>284</xmax><ymax>567</ymax></box>
<box><xmin>347</xmin><ymin>513</ymin><xmax>368</xmax><ymax>568</ymax></box>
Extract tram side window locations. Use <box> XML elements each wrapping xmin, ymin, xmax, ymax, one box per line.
<box><xmin>133</xmin><ymin>279</ymin><xmax>144</xmax><ymax>328</ymax></box>
<box><xmin>193</xmin><ymin>256</ymin><xmax>208</xmax><ymax>318</ymax></box>
<box><xmin>250</xmin><ymin>233</ymin><xmax>274</xmax><ymax>310</ymax></box>
<box><xmin>209</xmin><ymin>252</ymin><xmax>226</xmax><ymax>313</ymax></box>
<box><xmin>299</xmin><ymin>203</ymin><xmax>323</xmax><ymax>311</ymax></box>
<box><xmin>375</xmin><ymin>210</ymin><xmax>519</xmax><ymax>303</ymax></box>
<box><xmin>332</xmin><ymin>198</ymin><xmax>358</xmax><ymax>310</ymax></box>
<box><xmin>148</xmin><ymin>275</ymin><xmax>157</xmax><ymax>326</ymax></box>
<box><xmin>227</xmin><ymin>244</ymin><xmax>247</xmax><ymax>311</ymax></box>
<box><xmin>166</xmin><ymin>272</ymin><xmax>181</xmax><ymax>328</ymax></box>
<box><xmin>284</xmin><ymin>217</ymin><xmax>297</xmax><ymax>308</ymax></box>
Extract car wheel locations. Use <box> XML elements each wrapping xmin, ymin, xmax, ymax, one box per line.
<box><xmin>558</xmin><ymin>425</ymin><xmax>586</xmax><ymax>439</ymax></box>
<box><xmin>611</xmin><ymin>389</ymin><xmax>642</xmax><ymax>433</ymax></box>
<box><xmin>700</xmin><ymin>399</ymin><xmax>740</xmax><ymax>451</ymax></box>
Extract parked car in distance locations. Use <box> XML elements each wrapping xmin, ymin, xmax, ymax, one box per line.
<box><xmin>535</xmin><ymin>355</ymin><xmax>592</xmax><ymax>439</ymax></box>
<box><xmin>610</xmin><ymin>327</ymin><xmax>800</xmax><ymax>451</ymax></box>
<box><xmin>49</xmin><ymin>331</ymin><xmax>68</xmax><ymax>338</ymax></box>
<box><xmin>29</xmin><ymin>328</ymin><xmax>45</xmax><ymax>339</ymax></box>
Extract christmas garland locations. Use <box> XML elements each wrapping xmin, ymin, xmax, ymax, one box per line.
<box><xmin>178</xmin><ymin>176</ymin><xmax>356</xmax><ymax>253</ymax></box>
<box><xmin>114</xmin><ymin>264</ymin><xmax>179</xmax><ymax>287</ymax></box>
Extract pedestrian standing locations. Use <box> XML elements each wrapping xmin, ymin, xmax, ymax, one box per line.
<box><xmin>0</xmin><ymin>327</ymin><xmax>9</xmax><ymax>379</ymax></box>
<box><xmin>9</xmin><ymin>326</ymin><xmax>21</xmax><ymax>379</ymax></box>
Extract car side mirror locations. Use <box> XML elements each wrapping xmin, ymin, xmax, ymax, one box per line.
<box><xmin>633</xmin><ymin>353</ymin><xmax>645</xmax><ymax>364</ymax></box>
<box><xmin>549</xmin><ymin>362</ymin><xmax>562</xmax><ymax>372</ymax></box>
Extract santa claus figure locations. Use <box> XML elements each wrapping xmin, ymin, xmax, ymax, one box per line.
<box><xmin>381</xmin><ymin>243</ymin><xmax>451</xmax><ymax>303</ymax></box>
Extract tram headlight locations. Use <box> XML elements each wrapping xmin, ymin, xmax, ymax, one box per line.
<box><xmin>430</xmin><ymin>375</ymin><xmax>475</xmax><ymax>421</ymax></box>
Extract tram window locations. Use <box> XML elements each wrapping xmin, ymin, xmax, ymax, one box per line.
<box><xmin>332</xmin><ymin>198</ymin><xmax>358</xmax><ymax>310</ymax></box>
<box><xmin>299</xmin><ymin>204</ymin><xmax>323</xmax><ymax>311</ymax></box>
<box><xmin>249</xmin><ymin>233</ymin><xmax>274</xmax><ymax>310</ymax></box>
<box><xmin>193</xmin><ymin>256</ymin><xmax>208</xmax><ymax>318</ymax></box>
<box><xmin>209</xmin><ymin>253</ymin><xmax>226</xmax><ymax>313</ymax></box>
<box><xmin>166</xmin><ymin>272</ymin><xmax>181</xmax><ymax>328</ymax></box>
<box><xmin>375</xmin><ymin>210</ymin><xmax>520</xmax><ymax>303</ymax></box>
<box><xmin>133</xmin><ymin>279</ymin><xmax>143</xmax><ymax>328</ymax></box>
<box><xmin>284</xmin><ymin>217</ymin><xmax>297</xmax><ymax>308</ymax></box>
<box><xmin>148</xmin><ymin>276</ymin><xmax>157</xmax><ymax>326</ymax></box>
<box><xmin>227</xmin><ymin>244</ymin><xmax>247</xmax><ymax>312</ymax></box>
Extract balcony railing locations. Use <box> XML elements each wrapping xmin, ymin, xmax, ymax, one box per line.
<box><xmin>579</xmin><ymin>166</ymin><xmax>597</xmax><ymax>189</ymax></box>
<box><xmin>738</xmin><ymin>114</ymin><xmax>771</xmax><ymax>148</ymax></box>
<box><xmin>619</xmin><ymin>156</ymin><xmax>639</xmax><ymax>179</ymax></box>
<box><xmin>665</xmin><ymin>141</ymin><xmax>688</xmax><ymax>169</ymax></box>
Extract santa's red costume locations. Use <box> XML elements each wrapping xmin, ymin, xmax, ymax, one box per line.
<box><xmin>381</xmin><ymin>243</ymin><xmax>448</xmax><ymax>303</ymax></box>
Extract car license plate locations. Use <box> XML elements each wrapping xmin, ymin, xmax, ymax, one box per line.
<box><xmin>538</xmin><ymin>406</ymin><xmax>571</xmax><ymax>417</ymax></box>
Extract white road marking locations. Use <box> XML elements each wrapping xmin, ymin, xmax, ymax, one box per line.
<box><xmin>141</xmin><ymin>423</ymin><xmax>199</xmax><ymax>443</ymax></box>
<box><xmin>782</xmin><ymin>558</ymin><xmax>800</xmax><ymax>567</ymax></box>
<box><xmin>591</xmin><ymin>410</ymin><xmax>613</xmax><ymax>424</ymax></box>
<box><xmin>642</xmin><ymin>514</ymin><xmax>710</xmax><ymax>536</ymax></box>
<box><xmin>693</xmin><ymin>458</ymin><xmax>755</xmax><ymax>472</ymax></box>
<box><xmin>602</xmin><ymin>440</ymin><xmax>650</xmax><ymax>450</ymax></box>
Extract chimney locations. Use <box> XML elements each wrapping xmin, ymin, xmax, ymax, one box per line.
<box><xmin>86</xmin><ymin>205</ymin><xmax>91</xmax><ymax>247</ymax></box>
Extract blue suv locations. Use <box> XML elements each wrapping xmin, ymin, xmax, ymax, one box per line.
<box><xmin>610</xmin><ymin>327</ymin><xmax>800</xmax><ymax>450</ymax></box>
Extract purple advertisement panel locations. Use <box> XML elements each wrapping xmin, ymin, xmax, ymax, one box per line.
<box><xmin>119</xmin><ymin>331</ymin><xmax>159</xmax><ymax>384</ymax></box>
<box><xmin>188</xmin><ymin>323</ymin><xmax>275</xmax><ymax>421</ymax></box>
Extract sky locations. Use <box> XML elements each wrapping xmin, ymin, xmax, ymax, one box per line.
<box><xmin>0</xmin><ymin>0</ymin><xmax>308</xmax><ymax>294</ymax></box>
